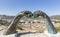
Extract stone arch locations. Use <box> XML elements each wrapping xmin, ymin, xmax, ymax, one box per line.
<box><xmin>3</xmin><ymin>10</ymin><xmax>32</xmax><ymax>35</ymax></box>
<box><xmin>33</xmin><ymin>10</ymin><xmax>57</xmax><ymax>34</ymax></box>
<box><xmin>3</xmin><ymin>10</ymin><xmax>57</xmax><ymax>35</ymax></box>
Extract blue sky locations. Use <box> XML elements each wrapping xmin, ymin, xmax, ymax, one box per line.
<box><xmin>0</xmin><ymin>0</ymin><xmax>60</xmax><ymax>16</ymax></box>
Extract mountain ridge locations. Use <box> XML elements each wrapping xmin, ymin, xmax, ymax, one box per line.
<box><xmin>0</xmin><ymin>15</ymin><xmax>60</xmax><ymax>19</ymax></box>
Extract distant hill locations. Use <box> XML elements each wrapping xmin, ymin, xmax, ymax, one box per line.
<box><xmin>0</xmin><ymin>15</ymin><xmax>60</xmax><ymax>20</ymax></box>
<box><xmin>0</xmin><ymin>15</ymin><xmax>14</xmax><ymax>19</ymax></box>
<box><xmin>50</xmin><ymin>15</ymin><xmax>60</xmax><ymax>20</ymax></box>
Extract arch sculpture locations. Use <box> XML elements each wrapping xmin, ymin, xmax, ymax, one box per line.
<box><xmin>3</xmin><ymin>10</ymin><xmax>57</xmax><ymax>35</ymax></box>
<box><xmin>3</xmin><ymin>10</ymin><xmax>32</xmax><ymax>35</ymax></box>
<box><xmin>33</xmin><ymin>10</ymin><xmax>57</xmax><ymax>34</ymax></box>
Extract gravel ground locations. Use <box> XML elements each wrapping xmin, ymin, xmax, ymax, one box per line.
<box><xmin>0</xmin><ymin>25</ymin><xmax>60</xmax><ymax>37</ymax></box>
<box><xmin>0</xmin><ymin>29</ymin><xmax>60</xmax><ymax>37</ymax></box>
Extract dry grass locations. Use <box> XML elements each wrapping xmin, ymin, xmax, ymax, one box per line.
<box><xmin>16</xmin><ymin>23</ymin><xmax>46</xmax><ymax>32</ymax></box>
